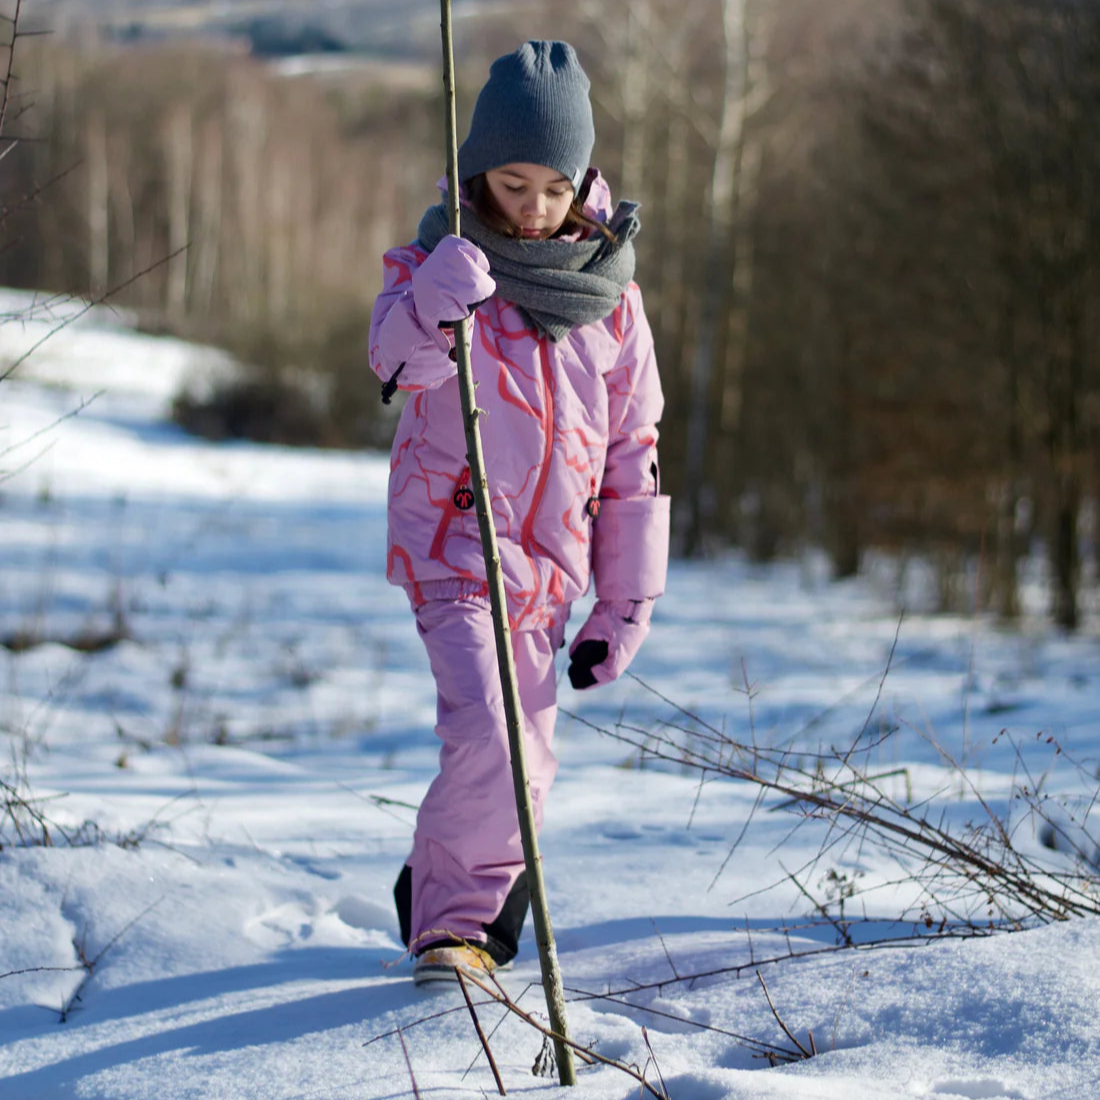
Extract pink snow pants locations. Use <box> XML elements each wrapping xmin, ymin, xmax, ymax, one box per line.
<box><xmin>406</xmin><ymin>595</ymin><xmax>565</xmax><ymax>953</ymax></box>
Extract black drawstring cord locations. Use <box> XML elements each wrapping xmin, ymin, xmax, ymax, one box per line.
<box><xmin>381</xmin><ymin>362</ymin><xmax>406</xmax><ymax>404</ymax></box>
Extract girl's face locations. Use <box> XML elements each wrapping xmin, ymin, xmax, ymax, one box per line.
<box><xmin>484</xmin><ymin>163</ymin><xmax>575</xmax><ymax>239</ymax></box>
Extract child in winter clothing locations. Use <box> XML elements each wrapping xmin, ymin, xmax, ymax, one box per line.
<box><xmin>368</xmin><ymin>40</ymin><xmax>670</xmax><ymax>984</ymax></box>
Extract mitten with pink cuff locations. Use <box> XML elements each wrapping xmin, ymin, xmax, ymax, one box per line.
<box><xmin>567</xmin><ymin>494</ymin><xmax>670</xmax><ymax>691</ymax></box>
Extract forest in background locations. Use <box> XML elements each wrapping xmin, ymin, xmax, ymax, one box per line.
<box><xmin>2</xmin><ymin>0</ymin><xmax>1098</xmax><ymax>629</ymax></box>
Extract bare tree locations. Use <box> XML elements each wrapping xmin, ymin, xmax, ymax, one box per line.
<box><xmin>888</xmin><ymin>0</ymin><xmax>1100</xmax><ymax>626</ymax></box>
<box><xmin>677</xmin><ymin>0</ymin><xmax>771</xmax><ymax>558</ymax></box>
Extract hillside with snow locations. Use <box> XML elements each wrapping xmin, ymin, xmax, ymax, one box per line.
<box><xmin>1</xmin><ymin>291</ymin><xmax>1099</xmax><ymax>1099</ymax></box>
<box><xmin>29</xmin><ymin>0</ymin><xmax>508</xmax><ymax>59</ymax></box>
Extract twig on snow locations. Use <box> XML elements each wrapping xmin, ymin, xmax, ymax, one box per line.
<box><xmin>641</xmin><ymin>1027</ymin><xmax>671</xmax><ymax>1100</ymax></box>
<box><xmin>458</xmin><ymin>970</ymin><xmax>662</xmax><ymax>1096</ymax></box>
<box><xmin>58</xmin><ymin>896</ymin><xmax>165</xmax><ymax>1022</ymax></box>
<box><xmin>396</xmin><ymin>1029</ymin><xmax>422</xmax><ymax>1100</ymax></box>
<box><xmin>563</xmin><ymin>983</ymin><xmax>805</xmax><ymax>1063</ymax></box>
<box><xmin>456</xmin><ymin>968</ymin><xmax>506</xmax><ymax>1096</ymax></box>
<box><xmin>0</xmin><ymin>964</ymin><xmax>82</xmax><ymax>982</ymax></box>
<box><xmin>756</xmin><ymin>970</ymin><xmax>815</xmax><ymax>1062</ymax></box>
<box><xmin>650</xmin><ymin>917</ymin><xmax>681</xmax><ymax>981</ymax></box>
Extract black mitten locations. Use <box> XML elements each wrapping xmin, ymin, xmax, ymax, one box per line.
<box><xmin>567</xmin><ymin>639</ymin><xmax>610</xmax><ymax>690</ymax></box>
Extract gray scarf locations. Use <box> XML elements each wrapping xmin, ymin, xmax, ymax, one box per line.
<box><xmin>417</xmin><ymin>200</ymin><xmax>641</xmax><ymax>342</ymax></box>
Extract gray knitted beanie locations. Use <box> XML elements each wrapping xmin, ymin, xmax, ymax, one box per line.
<box><xmin>457</xmin><ymin>40</ymin><xmax>595</xmax><ymax>191</ymax></box>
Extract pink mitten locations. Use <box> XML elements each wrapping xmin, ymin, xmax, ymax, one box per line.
<box><xmin>567</xmin><ymin>599</ymin><xmax>653</xmax><ymax>690</ymax></box>
<box><xmin>411</xmin><ymin>236</ymin><xmax>496</xmax><ymax>350</ymax></box>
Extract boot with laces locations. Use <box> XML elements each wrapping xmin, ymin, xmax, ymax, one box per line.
<box><xmin>413</xmin><ymin>942</ymin><xmax>500</xmax><ymax>987</ymax></box>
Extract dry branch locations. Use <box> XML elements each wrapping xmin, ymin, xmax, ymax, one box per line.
<box><xmin>59</xmin><ymin>897</ymin><xmax>163</xmax><ymax>1022</ymax></box>
<box><xmin>640</xmin><ymin>1027</ymin><xmax>671</xmax><ymax>1099</ymax></box>
<box><xmin>571</xmin><ymin>673</ymin><xmax>1100</xmax><ymax>929</ymax></box>
<box><xmin>461</xmin><ymin>970</ymin><xmax>667</xmax><ymax>1098</ymax></box>
<box><xmin>0</xmin><ymin>247</ymin><xmax>188</xmax><ymax>385</ymax></box>
<box><xmin>456</xmin><ymin>969</ymin><xmax>506</xmax><ymax>1096</ymax></box>
<box><xmin>756</xmin><ymin>970</ymin><xmax>814</xmax><ymax>1061</ymax></box>
<box><xmin>396</xmin><ymin>1029</ymin><xmax>422</xmax><ymax>1100</ymax></box>
<box><xmin>367</xmin><ymin>970</ymin><xmax>667</xmax><ymax>1098</ymax></box>
<box><xmin>0</xmin><ymin>0</ymin><xmax>25</xmax><ymax>139</ymax></box>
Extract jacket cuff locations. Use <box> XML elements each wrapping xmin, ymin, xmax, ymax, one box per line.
<box><xmin>592</xmin><ymin>494</ymin><xmax>671</xmax><ymax>601</ymax></box>
<box><xmin>376</xmin><ymin>298</ymin><xmax>458</xmax><ymax>389</ymax></box>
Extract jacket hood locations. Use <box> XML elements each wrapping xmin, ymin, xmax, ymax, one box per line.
<box><xmin>577</xmin><ymin>168</ymin><xmax>614</xmax><ymax>223</ymax></box>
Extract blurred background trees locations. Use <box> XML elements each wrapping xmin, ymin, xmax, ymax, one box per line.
<box><xmin>2</xmin><ymin>0</ymin><xmax>1097</xmax><ymax>627</ymax></box>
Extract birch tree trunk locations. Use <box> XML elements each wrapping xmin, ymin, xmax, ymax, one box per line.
<box><xmin>617</xmin><ymin>0</ymin><xmax>651</xmax><ymax>196</ymax></box>
<box><xmin>719</xmin><ymin>7</ymin><xmax>767</xmax><ymax>435</ymax></box>
<box><xmin>163</xmin><ymin>102</ymin><xmax>193</xmax><ymax>321</ymax></box>
<box><xmin>227</xmin><ymin>76</ymin><xmax>268</xmax><ymax>330</ymax></box>
<box><xmin>190</xmin><ymin>114</ymin><xmax>224</xmax><ymax>320</ymax></box>
<box><xmin>678</xmin><ymin>0</ymin><xmax>768</xmax><ymax>556</ymax></box>
<box><xmin>108</xmin><ymin>136</ymin><xmax>136</xmax><ymax>289</ymax></box>
<box><xmin>85</xmin><ymin>110</ymin><xmax>109</xmax><ymax>297</ymax></box>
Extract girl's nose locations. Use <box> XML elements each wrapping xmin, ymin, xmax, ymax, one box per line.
<box><xmin>524</xmin><ymin>193</ymin><xmax>547</xmax><ymax>218</ymax></box>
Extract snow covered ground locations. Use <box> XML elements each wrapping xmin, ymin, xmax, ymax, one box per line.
<box><xmin>1</xmin><ymin>290</ymin><xmax>1099</xmax><ymax>1099</ymax></box>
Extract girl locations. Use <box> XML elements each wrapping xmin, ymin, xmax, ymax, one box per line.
<box><xmin>368</xmin><ymin>40</ymin><xmax>670</xmax><ymax>985</ymax></box>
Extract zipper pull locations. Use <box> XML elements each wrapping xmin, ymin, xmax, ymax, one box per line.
<box><xmin>381</xmin><ymin>362</ymin><xmax>406</xmax><ymax>404</ymax></box>
<box><xmin>585</xmin><ymin>477</ymin><xmax>601</xmax><ymax>519</ymax></box>
<box><xmin>453</xmin><ymin>468</ymin><xmax>475</xmax><ymax>511</ymax></box>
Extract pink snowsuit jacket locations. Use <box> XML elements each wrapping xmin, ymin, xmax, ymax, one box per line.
<box><xmin>368</xmin><ymin>175</ymin><xmax>670</xmax><ymax>630</ymax></box>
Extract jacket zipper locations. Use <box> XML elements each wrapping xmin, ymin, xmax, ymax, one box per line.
<box><xmin>516</xmin><ymin>339</ymin><xmax>556</xmax><ymax>617</ymax></box>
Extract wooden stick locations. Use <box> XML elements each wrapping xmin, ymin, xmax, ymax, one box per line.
<box><xmin>436</xmin><ymin>2</ymin><xmax>576</xmax><ymax>1085</ymax></box>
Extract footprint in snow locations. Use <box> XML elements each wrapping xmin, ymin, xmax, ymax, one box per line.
<box><xmin>334</xmin><ymin>895</ymin><xmax>398</xmax><ymax>934</ymax></box>
<box><xmin>931</xmin><ymin>1080</ymin><xmax>1028</xmax><ymax>1100</ymax></box>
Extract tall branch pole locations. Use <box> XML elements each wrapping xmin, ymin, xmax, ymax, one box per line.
<box><xmin>437</xmin><ymin>2</ymin><xmax>576</xmax><ymax>1085</ymax></box>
